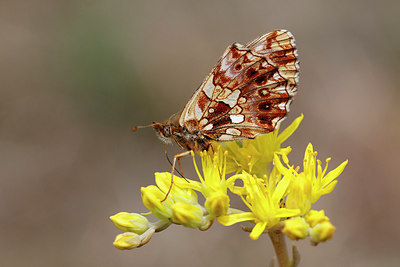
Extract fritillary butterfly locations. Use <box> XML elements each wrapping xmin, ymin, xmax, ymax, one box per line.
<box><xmin>151</xmin><ymin>29</ymin><xmax>299</xmax><ymax>150</ymax></box>
<box><xmin>134</xmin><ymin>29</ymin><xmax>299</xmax><ymax>199</ymax></box>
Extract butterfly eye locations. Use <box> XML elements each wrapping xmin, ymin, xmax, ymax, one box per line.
<box><xmin>163</xmin><ymin>126</ymin><xmax>172</xmax><ymax>137</ymax></box>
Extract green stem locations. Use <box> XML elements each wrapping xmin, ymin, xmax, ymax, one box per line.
<box><xmin>268</xmin><ymin>229</ymin><xmax>289</xmax><ymax>267</ymax></box>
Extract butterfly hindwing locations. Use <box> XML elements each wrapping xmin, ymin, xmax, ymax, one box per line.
<box><xmin>179</xmin><ymin>29</ymin><xmax>299</xmax><ymax>142</ymax></box>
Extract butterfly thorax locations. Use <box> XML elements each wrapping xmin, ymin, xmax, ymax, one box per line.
<box><xmin>153</xmin><ymin>112</ymin><xmax>211</xmax><ymax>152</ymax></box>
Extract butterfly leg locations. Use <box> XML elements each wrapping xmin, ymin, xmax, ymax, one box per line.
<box><xmin>177</xmin><ymin>157</ymin><xmax>191</xmax><ymax>184</ymax></box>
<box><xmin>161</xmin><ymin>150</ymin><xmax>192</xmax><ymax>202</ymax></box>
<box><xmin>163</xmin><ymin>143</ymin><xmax>188</xmax><ymax>181</ymax></box>
<box><xmin>177</xmin><ymin>157</ymin><xmax>186</xmax><ymax>180</ymax></box>
<box><xmin>164</xmin><ymin>144</ymin><xmax>183</xmax><ymax>177</ymax></box>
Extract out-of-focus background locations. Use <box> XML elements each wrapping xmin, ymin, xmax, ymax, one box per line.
<box><xmin>1</xmin><ymin>0</ymin><xmax>399</xmax><ymax>266</ymax></box>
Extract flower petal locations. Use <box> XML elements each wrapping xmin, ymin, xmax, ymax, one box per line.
<box><xmin>277</xmin><ymin>114</ymin><xmax>303</xmax><ymax>144</ymax></box>
<box><xmin>322</xmin><ymin>160</ymin><xmax>348</xmax><ymax>187</ymax></box>
<box><xmin>274</xmin><ymin>208</ymin><xmax>301</xmax><ymax>218</ymax></box>
<box><xmin>217</xmin><ymin>212</ymin><xmax>256</xmax><ymax>226</ymax></box>
<box><xmin>272</xmin><ymin>173</ymin><xmax>291</xmax><ymax>203</ymax></box>
<box><xmin>249</xmin><ymin>222</ymin><xmax>267</xmax><ymax>240</ymax></box>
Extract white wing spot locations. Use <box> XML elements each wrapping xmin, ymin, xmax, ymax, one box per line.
<box><xmin>230</xmin><ymin>114</ymin><xmax>245</xmax><ymax>124</ymax></box>
<box><xmin>208</xmin><ymin>108</ymin><xmax>215</xmax><ymax>113</ymax></box>
<box><xmin>254</xmin><ymin>44</ymin><xmax>266</xmax><ymax>53</ymax></box>
<box><xmin>199</xmin><ymin>118</ymin><xmax>208</xmax><ymax>126</ymax></box>
<box><xmin>195</xmin><ymin>104</ymin><xmax>202</xmax><ymax>120</ymax></box>
<box><xmin>219</xmin><ymin>89</ymin><xmax>240</xmax><ymax>108</ymax></box>
<box><xmin>226</xmin><ymin>128</ymin><xmax>241</xmax><ymax>136</ymax></box>
<box><xmin>219</xmin><ymin>134</ymin><xmax>234</xmax><ymax>141</ymax></box>
<box><xmin>286</xmin><ymin>99</ymin><xmax>293</xmax><ymax>112</ymax></box>
<box><xmin>203</xmin><ymin>124</ymin><xmax>213</xmax><ymax>131</ymax></box>
<box><xmin>277</xmin><ymin>102</ymin><xmax>287</xmax><ymax>110</ymax></box>
<box><xmin>271</xmin><ymin>116</ymin><xmax>283</xmax><ymax>127</ymax></box>
<box><xmin>272</xmin><ymin>71</ymin><xmax>281</xmax><ymax>81</ymax></box>
<box><xmin>261</xmin><ymin>89</ymin><xmax>268</xmax><ymax>95</ymax></box>
<box><xmin>218</xmin><ymin>88</ymin><xmax>232</xmax><ymax>99</ymax></box>
<box><xmin>272</xmin><ymin>85</ymin><xmax>287</xmax><ymax>93</ymax></box>
<box><xmin>246</xmin><ymin>53</ymin><xmax>258</xmax><ymax>61</ymax></box>
<box><xmin>202</xmin><ymin>74</ymin><xmax>215</xmax><ymax>99</ymax></box>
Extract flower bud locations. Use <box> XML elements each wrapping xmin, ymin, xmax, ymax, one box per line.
<box><xmin>113</xmin><ymin>232</ymin><xmax>141</xmax><ymax>250</ymax></box>
<box><xmin>110</xmin><ymin>212</ymin><xmax>150</xmax><ymax>234</ymax></box>
<box><xmin>305</xmin><ymin>209</ymin><xmax>329</xmax><ymax>228</ymax></box>
<box><xmin>205</xmin><ymin>192</ymin><xmax>230</xmax><ymax>217</ymax></box>
<box><xmin>172</xmin><ymin>202</ymin><xmax>204</xmax><ymax>228</ymax></box>
<box><xmin>282</xmin><ymin>217</ymin><xmax>309</xmax><ymax>240</ymax></box>
<box><xmin>310</xmin><ymin>221</ymin><xmax>335</xmax><ymax>243</ymax></box>
<box><xmin>141</xmin><ymin>185</ymin><xmax>173</xmax><ymax>219</ymax></box>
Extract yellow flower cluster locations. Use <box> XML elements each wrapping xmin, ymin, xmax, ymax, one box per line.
<box><xmin>110</xmin><ymin>114</ymin><xmax>348</xmax><ymax>249</ymax></box>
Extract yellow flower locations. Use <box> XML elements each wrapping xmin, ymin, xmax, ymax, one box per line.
<box><xmin>285</xmin><ymin>171</ymin><xmax>312</xmax><ymax>215</ymax></box>
<box><xmin>113</xmin><ymin>232</ymin><xmax>142</xmax><ymax>250</ymax></box>
<box><xmin>218</xmin><ymin>114</ymin><xmax>303</xmax><ymax>177</ymax></box>
<box><xmin>282</xmin><ymin>217</ymin><xmax>309</xmax><ymax>240</ymax></box>
<box><xmin>305</xmin><ymin>210</ymin><xmax>330</xmax><ymax>228</ymax></box>
<box><xmin>178</xmin><ymin>149</ymin><xmax>231</xmax><ymax>218</ymax></box>
<box><xmin>113</xmin><ymin>227</ymin><xmax>156</xmax><ymax>250</ymax></box>
<box><xmin>110</xmin><ymin>212</ymin><xmax>150</xmax><ymax>234</ymax></box>
<box><xmin>154</xmin><ymin>172</ymin><xmax>199</xmax><ymax>205</ymax></box>
<box><xmin>274</xmin><ymin>143</ymin><xmax>348</xmax><ymax>215</ymax></box>
<box><xmin>204</xmin><ymin>192</ymin><xmax>230</xmax><ymax>218</ymax></box>
<box><xmin>303</xmin><ymin>143</ymin><xmax>348</xmax><ymax>203</ymax></box>
<box><xmin>141</xmin><ymin>184</ymin><xmax>173</xmax><ymax>219</ymax></box>
<box><xmin>141</xmin><ymin>172</ymin><xmax>200</xmax><ymax>221</ymax></box>
<box><xmin>310</xmin><ymin>221</ymin><xmax>336</xmax><ymax>243</ymax></box>
<box><xmin>111</xmin><ymin>114</ymin><xmax>349</xmax><ymax>252</ymax></box>
<box><xmin>217</xmin><ymin>172</ymin><xmax>300</xmax><ymax>240</ymax></box>
<box><xmin>172</xmin><ymin>202</ymin><xmax>204</xmax><ymax>228</ymax></box>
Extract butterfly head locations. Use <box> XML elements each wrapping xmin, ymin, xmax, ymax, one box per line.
<box><xmin>152</xmin><ymin>122</ymin><xmax>174</xmax><ymax>144</ymax></box>
<box><xmin>132</xmin><ymin>112</ymin><xmax>181</xmax><ymax>145</ymax></box>
<box><xmin>132</xmin><ymin>121</ymin><xmax>174</xmax><ymax>144</ymax></box>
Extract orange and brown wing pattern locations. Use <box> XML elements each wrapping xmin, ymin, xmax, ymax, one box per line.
<box><xmin>179</xmin><ymin>29</ymin><xmax>299</xmax><ymax>141</ymax></box>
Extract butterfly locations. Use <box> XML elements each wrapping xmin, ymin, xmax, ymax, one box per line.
<box><xmin>134</xmin><ymin>29</ymin><xmax>299</xmax><ymax>198</ymax></box>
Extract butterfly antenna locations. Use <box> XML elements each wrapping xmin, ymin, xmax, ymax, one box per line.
<box><xmin>131</xmin><ymin>124</ymin><xmax>151</xmax><ymax>132</ymax></box>
<box><xmin>131</xmin><ymin>122</ymin><xmax>162</xmax><ymax>133</ymax></box>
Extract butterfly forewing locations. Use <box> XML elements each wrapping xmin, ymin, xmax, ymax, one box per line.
<box><xmin>179</xmin><ymin>29</ymin><xmax>299</xmax><ymax>142</ymax></box>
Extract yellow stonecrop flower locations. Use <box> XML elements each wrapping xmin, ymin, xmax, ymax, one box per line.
<box><xmin>113</xmin><ymin>232</ymin><xmax>142</xmax><ymax>250</ymax></box>
<box><xmin>218</xmin><ymin>114</ymin><xmax>303</xmax><ymax>177</ymax></box>
<box><xmin>110</xmin><ymin>212</ymin><xmax>150</xmax><ymax>234</ymax></box>
<box><xmin>174</xmin><ymin>148</ymin><xmax>231</xmax><ymax>219</ymax></box>
<box><xmin>305</xmin><ymin>209</ymin><xmax>330</xmax><ymax>228</ymax></box>
<box><xmin>274</xmin><ymin>143</ymin><xmax>348</xmax><ymax>215</ymax></box>
<box><xmin>282</xmin><ymin>210</ymin><xmax>335</xmax><ymax>243</ymax></box>
<box><xmin>172</xmin><ymin>202</ymin><xmax>204</xmax><ymax>228</ymax></box>
<box><xmin>282</xmin><ymin>217</ymin><xmax>309</xmax><ymax>240</ymax></box>
<box><xmin>113</xmin><ymin>227</ymin><xmax>155</xmax><ymax>250</ymax></box>
<box><xmin>141</xmin><ymin>172</ymin><xmax>200</xmax><ymax>223</ymax></box>
<box><xmin>310</xmin><ymin>221</ymin><xmax>336</xmax><ymax>243</ymax></box>
<box><xmin>111</xmin><ymin>114</ymin><xmax>348</xmax><ymax>250</ymax></box>
<box><xmin>218</xmin><ymin>172</ymin><xmax>300</xmax><ymax>240</ymax></box>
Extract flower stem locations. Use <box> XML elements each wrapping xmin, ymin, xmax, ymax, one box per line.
<box><xmin>268</xmin><ymin>229</ymin><xmax>289</xmax><ymax>267</ymax></box>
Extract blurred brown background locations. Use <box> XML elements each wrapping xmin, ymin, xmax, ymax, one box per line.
<box><xmin>1</xmin><ymin>0</ymin><xmax>399</xmax><ymax>266</ymax></box>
